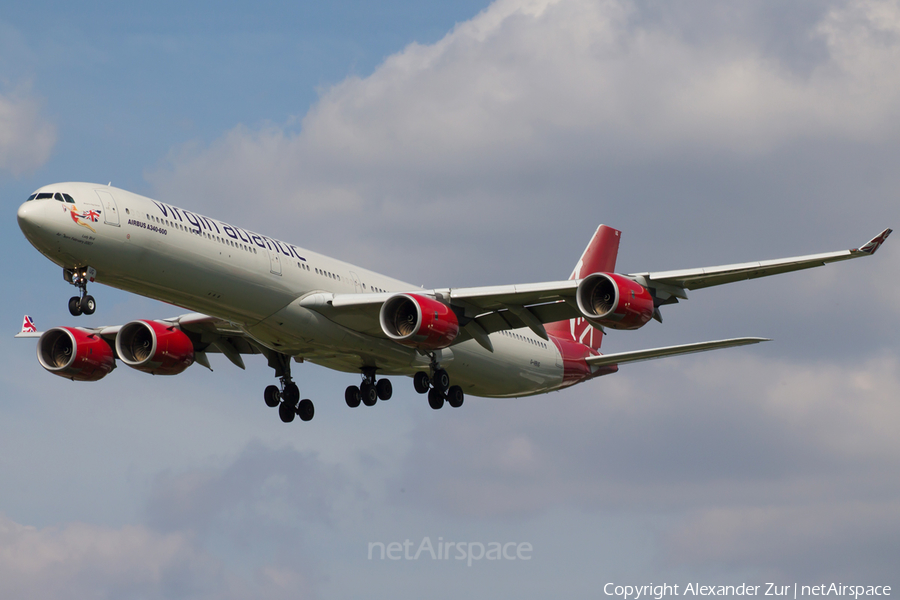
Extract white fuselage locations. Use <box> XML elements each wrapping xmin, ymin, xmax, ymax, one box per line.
<box><xmin>18</xmin><ymin>182</ymin><xmax>572</xmax><ymax>397</ymax></box>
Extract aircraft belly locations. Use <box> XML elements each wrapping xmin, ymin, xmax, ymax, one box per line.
<box><xmin>444</xmin><ymin>335</ymin><xmax>565</xmax><ymax>398</ymax></box>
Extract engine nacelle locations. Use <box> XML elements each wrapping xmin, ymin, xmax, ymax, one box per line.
<box><xmin>379</xmin><ymin>293</ymin><xmax>460</xmax><ymax>351</ymax></box>
<box><xmin>576</xmin><ymin>272</ymin><xmax>654</xmax><ymax>330</ymax></box>
<box><xmin>37</xmin><ymin>327</ymin><xmax>116</xmax><ymax>381</ymax></box>
<box><xmin>115</xmin><ymin>320</ymin><xmax>195</xmax><ymax>375</ymax></box>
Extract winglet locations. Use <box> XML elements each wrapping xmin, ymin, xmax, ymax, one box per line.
<box><xmin>15</xmin><ymin>315</ymin><xmax>43</xmax><ymax>338</ymax></box>
<box><xmin>854</xmin><ymin>228</ymin><xmax>892</xmax><ymax>255</ymax></box>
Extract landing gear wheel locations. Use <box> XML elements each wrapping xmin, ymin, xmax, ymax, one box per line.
<box><xmin>264</xmin><ymin>385</ymin><xmax>280</xmax><ymax>408</ymax></box>
<box><xmin>428</xmin><ymin>388</ymin><xmax>445</xmax><ymax>410</ymax></box>
<box><xmin>68</xmin><ymin>296</ymin><xmax>83</xmax><ymax>316</ymax></box>
<box><xmin>297</xmin><ymin>399</ymin><xmax>314</xmax><ymax>422</ymax></box>
<box><xmin>361</xmin><ymin>382</ymin><xmax>378</xmax><ymax>406</ymax></box>
<box><xmin>446</xmin><ymin>385</ymin><xmax>464</xmax><ymax>408</ymax></box>
<box><xmin>80</xmin><ymin>295</ymin><xmax>96</xmax><ymax>315</ymax></box>
<box><xmin>283</xmin><ymin>382</ymin><xmax>300</xmax><ymax>404</ymax></box>
<box><xmin>279</xmin><ymin>401</ymin><xmax>296</xmax><ymax>423</ymax></box>
<box><xmin>345</xmin><ymin>385</ymin><xmax>361</xmax><ymax>408</ymax></box>
<box><xmin>413</xmin><ymin>371</ymin><xmax>430</xmax><ymax>394</ymax></box>
<box><xmin>432</xmin><ymin>368</ymin><xmax>450</xmax><ymax>393</ymax></box>
<box><xmin>376</xmin><ymin>379</ymin><xmax>392</xmax><ymax>400</ymax></box>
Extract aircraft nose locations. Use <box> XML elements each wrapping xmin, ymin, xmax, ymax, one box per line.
<box><xmin>18</xmin><ymin>200</ymin><xmax>46</xmax><ymax>240</ymax></box>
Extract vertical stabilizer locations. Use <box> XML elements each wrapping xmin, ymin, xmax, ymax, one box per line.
<box><xmin>547</xmin><ymin>224</ymin><xmax>621</xmax><ymax>349</ymax></box>
<box><xmin>569</xmin><ymin>224</ymin><xmax>620</xmax><ymax>279</ymax></box>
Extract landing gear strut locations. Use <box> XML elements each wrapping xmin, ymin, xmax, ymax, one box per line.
<box><xmin>64</xmin><ymin>267</ymin><xmax>97</xmax><ymax>316</ymax></box>
<box><xmin>414</xmin><ymin>354</ymin><xmax>463</xmax><ymax>410</ymax></box>
<box><xmin>263</xmin><ymin>352</ymin><xmax>314</xmax><ymax>423</ymax></box>
<box><xmin>345</xmin><ymin>368</ymin><xmax>392</xmax><ymax>408</ymax></box>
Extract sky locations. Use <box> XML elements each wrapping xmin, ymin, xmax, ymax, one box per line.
<box><xmin>1</xmin><ymin>0</ymin><xmax>899</xmax><ymax>598</ymax></box>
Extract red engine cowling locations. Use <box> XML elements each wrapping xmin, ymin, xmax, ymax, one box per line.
<box><xmin>575</xmin><ymin>273</ymin><xmax>654</xmax><ymax>330</ymax></box>
<box><xmin>115</xmin><ymin>320</ymin><xmax>195</xmax><ymax>375</ymax></box>
<box><xmin>379</xmin><ymin>293</ymin><xmax>460</xmax><ymax>351</ymax></box>
<box><xmin>37</xmin><ymin>327</ymin><xmax>116</xmax><ymax>381</ymax></box>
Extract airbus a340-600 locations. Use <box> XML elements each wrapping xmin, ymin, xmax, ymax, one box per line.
<box><xmin>16</xmin><ymin>183</ymin><xmax>891</xmax><ymax>423</ymax></box>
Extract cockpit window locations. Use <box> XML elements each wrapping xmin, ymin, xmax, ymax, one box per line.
<box><xmin>27</xmin><ymin>194</ymin><xmax>37</xmax><ymax>201</ymax></box>
<box><xmin>36</xmin><ymin>193</ymin><xmax>53</xmax><ymax>200</ymax></box>
<box><xmin>54</xmin><ymin>193</ymin><xmax>65</xmax><ymax>202</ymax></box>
<box><xmin>62</xmin><ymin>193</ymin><xmax>75</xmax><ymax>203</ymax></box>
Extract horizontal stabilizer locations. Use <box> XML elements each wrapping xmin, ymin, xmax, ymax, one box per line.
<box><xmin>584</xmin><ymin>337</ymin><xmax>769</xmax><ymax>367</ymax></box>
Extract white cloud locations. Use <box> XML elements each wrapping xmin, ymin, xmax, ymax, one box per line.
<box><xmin>0</xmin><ymin>84</ymin><xmax>56</xmax><ymax>176</ymax></box>
<box><xmin>0</xmin><ymin>514</ymin><xmax>312</xmax><ymax>600</ymax></box>
<box><xmin>146</xmin><ymin>0</ymin><xmax>900</xmax><ymax>286</ymax></box>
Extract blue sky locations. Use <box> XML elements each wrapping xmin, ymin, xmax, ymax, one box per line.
<box><xmin>2</xmin><ymin>1</ymin><xmax>899</xmax><ymax>599</ymax></box>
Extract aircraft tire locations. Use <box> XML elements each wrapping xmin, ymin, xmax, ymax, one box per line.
<box><xmin>264</xmin><ymin>385</ymin><xmax>280</xmax><ymax>408</ymax></box>
<box><xmin>376</xmin><ymin>378</ymin><xmax>392</xmax><ymax>400</ymax></box>
<box><xmin>80</xmin><ymin>295</ymin><xmax>96</xmax><ymax>315</ymax></box>
<box><xmin>413</xmin><ymin>371</ymin><xmax>430</xmax><ymax>394</ymax></box>
<box><xmin>68</xmin><ymin>296</ymin><xmax>83</xmax><ymax>316</ymax></box>
<box><xmin>446</xmin><ymin>385</ymin><xmax>464</xmax><ymax>408</ymax></box>
<box><xmin>283</xmin><ymin>382</ymin><xmax>300</xmax><ymax>404</ymax></box>
<box><xmin>297</xmin><ymin>399</ymin><xmax>314</xmax><ymax>421</ymax></box>
<box><xmin>432</xmin><ymin>369</ymin><xmax>450</xmax><ymax>393</ymax></box>
<box><xmin>428</xmin><ymin>388</ymin><xmax>445</xmax><ymax>410</ymax></box>
<box><xmin>279</xmin><ymin>401</ymin><xmax>295</xmax><ymax>423</ymax></box>
<box><xmin>361</xmin><ymin>382</ymin><xmax>378</xmax><ymax>406</ymax></box>
<box><xmin>345</xmin><ymin>385</ymin><xmax>361</xmax><ymax>408</ymax></box>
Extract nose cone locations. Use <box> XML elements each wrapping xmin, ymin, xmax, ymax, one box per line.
<box><xmin>17</xmin><ymin>200</ymin><xmax>42</xmax><ymax>240</ymax></box>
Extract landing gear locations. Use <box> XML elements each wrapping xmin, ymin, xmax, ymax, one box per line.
<box><xmin>414</xmin><ymin>355</ymin><xmax>464</xmax><ymax>410</ymax></box>
<box><xmin>360</xmin><ymin>381</ymin><xmax>378</xmax><ymax>406</ymax></box>
<box><xmin>446</xmin><ymin>385</ymin><xmax>464</xmax><ymax>408</ymax></box>
<box><xmin>346</xmin><ymin>368</ymin><xmax>392</xmax><ymax>409</ymax></box>
<box><xmin>413</xmin><ymin>371</ymin><xmax>430</xmax><ymax>394</ymax></box>
<box><xmin>64</xmin><ymin>267</ymin><xmax>97</xmax><ymax>316</ymax></box>
<box><xmin>428</xmin><ymin>388</ymin><xmax>444</xmax><ymax>410</ymax></box>
<box><xmin>263</xmin><ymin>352</ymin><xmax>314</xmax><ymax>424</ymax></box>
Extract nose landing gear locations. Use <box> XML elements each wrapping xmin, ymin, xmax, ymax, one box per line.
<box><xmin>64</xmin><ymin>267</ymin><xmax>97</xmax><ymax>316</ymax></box>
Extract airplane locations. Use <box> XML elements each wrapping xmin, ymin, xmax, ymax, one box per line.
<box><xmin>15</xmin><ymin>182</ymin><xmax>891</xmax><ymax>424</ymax></box>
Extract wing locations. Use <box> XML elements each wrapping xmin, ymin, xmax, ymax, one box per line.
<box><xmin>629</xmin><ymin>228</ymin><xmax>893</xmax><ymax>299</ymax></box>
<box><xmin>300</xmin><ymin>228</ymin><xmax>890</xmax><ymax>347</ymax></box>
<box><xmin>15</xmin><ymin>312</ymin><xmax>263</xmax><ymax>371</ymax></box>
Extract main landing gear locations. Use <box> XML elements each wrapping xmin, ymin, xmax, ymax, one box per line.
<box><xmin>345</xmin><ymin>368</ymin><xmax>392</xmax><ymax>408</ymax></box>
<box><xmin>413</xmin><ymin>358</ymin><xmax>464</xmax><ymax>410</ymax></box>
<box><xmin>263</xmin><ymin>352</ymin><xmax>314</xmax><ymax>423</ymax></box>
<box><xmin>64</xmin><ymin>267</ymin><xmax>97</xmax><ymax>316</ymax></box>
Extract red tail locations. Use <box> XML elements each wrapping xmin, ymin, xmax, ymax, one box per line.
<box><xmin>546</xmin><ymin>224</ymin><xmax>621</xmax><ymax>349</ymax></box>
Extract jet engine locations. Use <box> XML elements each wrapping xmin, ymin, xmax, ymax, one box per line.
<box><xmin>380</xmin><ymin>293</ymin><xmax>460</xmax><ymax>351</ymax></box>
<box><xmin>115</xmin><ymin>320</ymin><xmax>195</xmax><ymax>375</ymax></box>
<box><xmin>37</xmin><ymin>327</ymin><xmax>116</xmax><ymax>381</ymax></box>
<box><xmin>576</xmin><ymin>273</ymin><xmax>654</xmax><ymax>330</ymax></box>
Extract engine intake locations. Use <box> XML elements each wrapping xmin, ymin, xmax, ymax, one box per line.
<box><xmin>576</xmin><ymin>273</ymin><xmax>654</xmax><ymax>330</ymax></box>
<box><xmin>37</xmin><ymin>327</ymin><xmax>116</xmax><ymax>381</ymax></box>
<box><xmin>380</xmin><ymin>293</ymin><xmax>460</xmax><ymax>351</ymax></box>
<box><xmin>116</xmin><ymin>320</ymin><xmax>195</xmax><ymax>375</ymax></box>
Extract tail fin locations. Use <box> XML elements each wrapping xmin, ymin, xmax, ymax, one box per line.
<box><xmin>15</xmin><ymin>315</ymin><xmax>42</xmax><ymax>338</ymax></box>
<box><xmin>547</xmin><ymin>225</ymin><xmax>621</xmax><ymax>349</ymax></box>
